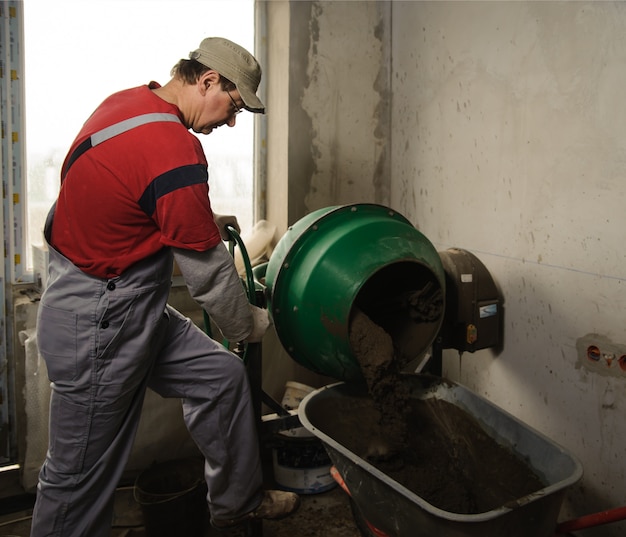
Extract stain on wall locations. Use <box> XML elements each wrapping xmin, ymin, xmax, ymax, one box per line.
<box><xmin>288</xmin><ymin>1</ymin><xmax>392</xmax><ymax>222</ymax></box>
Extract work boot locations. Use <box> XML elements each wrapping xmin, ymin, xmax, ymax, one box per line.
<box><xmin>211</xmin><ymin>490</ymin><xmax>301</xmax><ymax>529</ymax></box>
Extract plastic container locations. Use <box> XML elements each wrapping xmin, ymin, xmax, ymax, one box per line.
<box><xmin>264</xmin><ymin>204</ymin><xmax>445</xmax><ymax>382</ymax></box>
<box><xmin>280</xmin><ymin>381</ymin><xmax>316</xmax><ymax>438</ymax></box>
<box><xmin>134</xmin><ymin>458</ymin><xmax>207</xmax><ymax>537</ymax></box>
<box><xmin>272</xmin><ymin>434</ymin><xmax>336</xmax><ymax>494</ymax></box>
<box><xmin>281</xmin><ymin>381</ymin><xmax>315</xmax><ymax>410</ymax></box>
<box><xmin>272</xmin><ymin>380</ymin><xmax>335</xmax><ymax>494</ymax></box>
<box><xmin>298</xmin><ymin>376</ymin><xmax>583</xmax><ymax>537</ymax></box>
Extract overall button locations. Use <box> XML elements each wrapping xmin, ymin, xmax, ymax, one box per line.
<box><xmin>101</xmin><ymin>320</ymin><xmax>110</xmax><ymax>329</ymax></box>
<box><xmin>107</xmin><ymin>281</ymin><xmax>116</xmax><ymax>291</ymax></box>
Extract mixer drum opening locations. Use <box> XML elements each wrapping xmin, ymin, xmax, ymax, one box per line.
<box><xmin>352</xmin><ymin>260</ymin><xmax>445</xmax><ymax>371</ymax></box>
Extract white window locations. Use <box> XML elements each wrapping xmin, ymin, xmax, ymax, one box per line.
<box><xmin>24</xmin><ymin>0</ymin><xmax>256</xmax><ymax>269</ymax></box>
<box><xmin>0</xmin><ymin>0</ymin><xmax>256</xmax><ymax>468</ymax></box>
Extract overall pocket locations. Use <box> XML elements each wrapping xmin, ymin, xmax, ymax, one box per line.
<box><xmin>36</xmin><ymin>303</ymin><xmax>78</xmax><ymax>382</ymax></box>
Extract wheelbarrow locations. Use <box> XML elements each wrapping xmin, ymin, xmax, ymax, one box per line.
<box><xmin>298</xmin><ymin>376</ymin><xmax>593</xmax><ymax>537</ymax></box>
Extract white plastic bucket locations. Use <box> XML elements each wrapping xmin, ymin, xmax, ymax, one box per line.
<box><xmin>281</xmin><ymin>381</ymin><xmax>315</xmax><ymax>410</ymax></box>
<box><xmin>273</xmin><ymin>381</ymin><xmax>335</xmax><ymax>494</ymax></box>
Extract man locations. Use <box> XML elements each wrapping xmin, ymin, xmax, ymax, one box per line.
<box><xmin>30</xmin><ymin>37</ymin><xmax>299</xmax><ymax>536</ymax></box>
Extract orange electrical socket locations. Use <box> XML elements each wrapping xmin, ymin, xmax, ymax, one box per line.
<box><xmin>586</xmin><ymin>345</ymin><xmax>601</xmax><ymax>362</ymax></box>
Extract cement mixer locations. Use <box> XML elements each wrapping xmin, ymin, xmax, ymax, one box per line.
<box><xmin>263</xmin><ymin>203</ymin><xmax>503</xmax><ymax>382</ymax></box>
<box><xmin>263</xmin><ymin>203</ymin><xmax>447</xmax><ymax>382</ymax></box>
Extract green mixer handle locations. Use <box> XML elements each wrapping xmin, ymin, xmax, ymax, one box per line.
<box><xmin>200</xmin><ymin>225</ymin><xmax>256</xmax><ymax>345</ymax></box>
<box><xmin>201</xmin><ymin>224</ymin><xmax>265</xmax><ymax>366</ymax></box>
<box><xmin>251</xmin><ymin>262</ymin><xmax>268</xmax><ymax>289</ymax></box>
<box><xmin>226</xmin><ymin>224</ymin><xmax>257</xmax><ymax>307</ymax></box>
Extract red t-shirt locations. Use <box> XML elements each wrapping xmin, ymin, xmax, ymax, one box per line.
<box><xmin>51</xmin><ymin>83</ymin><xmax>222</xmax><ymax>279</ymax></box>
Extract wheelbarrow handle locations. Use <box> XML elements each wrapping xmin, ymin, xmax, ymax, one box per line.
<box><xmin>555</xmin><ymin>505</ymin><xmax>626</xmax><ymax>533</ymax></box>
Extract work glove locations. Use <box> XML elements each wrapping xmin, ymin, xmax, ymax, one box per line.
<box><xmin>213</xmin><ymin>213</ymin><xmax>241</xmax><ymax>241</ymax></box>
<box><xmin>245</xmin><ymin>304</ymin><xmax>271</xmax><ymax>343</ymax></box>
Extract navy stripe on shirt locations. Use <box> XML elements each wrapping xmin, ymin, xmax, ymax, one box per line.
<box><xmin>63</xmin><ymin>138</ymin><xmax>93</xmax><ymax>179</ymax></box>
<box><xmin>138</xmin><ymin>164</ymin><xmax>208</xmax><ymax>216</ymax></box>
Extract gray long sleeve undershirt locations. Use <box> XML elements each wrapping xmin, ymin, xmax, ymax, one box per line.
<box><xmin>172</xmin><ymin>243</ymin><xmax>253</xmax><ymax>342</ymax></box>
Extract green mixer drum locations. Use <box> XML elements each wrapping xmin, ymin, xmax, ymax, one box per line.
<box><xmin>264</xmin><ymin>204</ymin><xmax>445</xmax><ymax>382</ymax></box>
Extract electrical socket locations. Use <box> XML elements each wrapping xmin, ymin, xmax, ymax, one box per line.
<box><xmin>576</xmin><ymin>334</ymin><xmax>626</xmax><ymax>377</ymax></box>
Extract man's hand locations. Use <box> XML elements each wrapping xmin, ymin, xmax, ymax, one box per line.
<box><xmin>245</xmin><ymin>304</ymin><xmax>271</xmax><ymax>343</ymax></box>
<box><xmin>213</xmin><ymin>213</ymin><xmax>241</xmax><ymax>241</ymax></box>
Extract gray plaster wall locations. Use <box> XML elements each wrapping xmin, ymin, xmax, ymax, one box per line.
<box><xmin>390</xmin><ymin>3</ymin><xmax>626</xmax><ymax>534</ymax></box>
<box><xmin>266</xmin><ymin>1</ymin><xmax>626</xmax><ymax>534</ymax></box>
<box><xmin>266</xmin><ymin>1</ymin><xmax>392</xmax><ymax>231</ymax></box>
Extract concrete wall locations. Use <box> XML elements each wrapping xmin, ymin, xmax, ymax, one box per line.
<box><xmin>265</xmin><ymin>1</ymin><xmax>392</xmax><ymax>232</ymax></box>
<box><xmin>391</xmin><ymin>3</ymin><xmax>626</xmax><ymax>534</ymax></box>
<box><xmin>266</xmin><ymin>1</ymin><xmax>626</xmax><ymax>534</ymax></box>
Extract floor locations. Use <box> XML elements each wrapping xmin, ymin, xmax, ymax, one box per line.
<box><xmin>0</xmin><ymin>482</ymin><xmax>364</xmax><ymax>537</ymax></box>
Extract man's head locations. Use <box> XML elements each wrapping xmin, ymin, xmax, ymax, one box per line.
<box><xmin>162</xmin><ymin>37</ymin><xmax>263</xmax><ymax>135</ymax></box>
<box><xmin>185</xmin><ymin>37</ymin><xmax>264</xmax><ymax>114</ymax></box>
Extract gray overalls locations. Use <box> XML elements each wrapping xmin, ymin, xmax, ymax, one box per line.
<box><xmin>29</xmin><ymin>115</ymin><xmax>263</xmax><ymax>537</ymax></box>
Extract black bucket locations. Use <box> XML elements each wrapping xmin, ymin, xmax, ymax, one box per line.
<box><xmin>134</xmin><ymin>458</ymin><xmax>208</xmax><ymax>537</ymax></box>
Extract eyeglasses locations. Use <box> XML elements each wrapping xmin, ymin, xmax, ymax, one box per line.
<box><xmin>226</xmin><ymin>90</ymin><xmax>243</xmax><ymax>116</ymax></box>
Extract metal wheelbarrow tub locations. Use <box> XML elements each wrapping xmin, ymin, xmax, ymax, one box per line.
<box><xmin>298</xmin><ymin>375</ymin><xmax>583</xmax><ymax>537</ymax></box>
